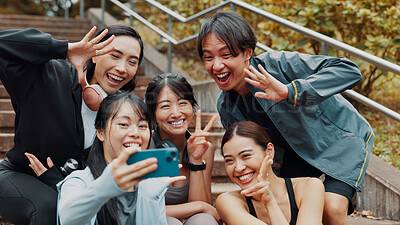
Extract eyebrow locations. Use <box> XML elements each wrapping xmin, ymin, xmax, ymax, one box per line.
<box><xmin>203</xmin><ymin>45</ymin><xmax>230</xmax><ymax>54</ymax></box>
<box><xmin>223</xmin><ymin>149</ymin><xmax>253</xmax><ymax>159</ymax></box>
<box><xmin>113</xmin><ymin>48</ymin><xmax>139</xmax><ymax>60</ymax></box>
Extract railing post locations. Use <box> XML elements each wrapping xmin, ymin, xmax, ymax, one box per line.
<box><xmin>230</xmin><ymin>2</ymin><xmax>235</xmax><ymax>11</ymax></box>
<box><xmin>101</xmin><ymin>0</ymin><xmax>105</xmax><ymax>27</ymax></box>
<box><xmin>65</xmin><ymin>0</ymin><xmax>70</xmax><ymax>19</ymax></box>
<box><xmin>80</xmin><ymin>0</ymin><xmax>84</xmax><ymax>20</ymax></box>
<box><xmin>321</xmin><ymin>42</ymin><xmax>328</xmax><ymax>55</ymax></box>
<box><xmin>167</xmin><ymin>15</ymin><xmax>172</xmax><ymax>73</ymax></box>
<box><xmin>129</xmin><ymin>0</ymin><xmax>134</xmax><ymax>27</ymax></box>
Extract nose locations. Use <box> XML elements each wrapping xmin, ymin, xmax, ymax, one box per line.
<box><xmin>128</xmin><ymin>125</ymin><xmax>140</xmax><ymax>137</ymax></box>
<box><xmin>212</xmin><ymin>57</ymin><xmax>224</xmax><ymax>71</ymax></box>
<box><xmin>235</xmin><ymin>160</ymin><xmax>246</xmax><ymax>173</ymax></box>
<box><xmin>170</xmin><ymin>105</ymin><xmax>181</xmax><ymax>118</ymax></box>
<box><xmin>115</xmin><ymin>60</ymin><xmax>127</xmax><ymax>74</ymax></box>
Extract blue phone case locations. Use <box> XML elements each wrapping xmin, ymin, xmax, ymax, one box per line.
<box><xmin>126</xmin><ymin>147</ymin><xmax>180</xmax><ymax>179</ymax></box>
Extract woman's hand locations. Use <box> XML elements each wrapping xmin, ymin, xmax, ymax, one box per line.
<box><xmin>25</xmin><ymin>152</ymin><xmax>54</xmax><ymax>176</ymax></box>
<box><xmin>240</xmin><ymin>156</ymin><xmax>275</xmax><ymax>205</ymax></box>
<box><xmin>111</xmin><ymin>147</ymin><xmax>158</xmax><ymax>191</ymax></box>
<box><xmin>67</xmin><ymin>26</ymin><xmax>115</xmax><ymax>82</ymax></box>
<box><xmin>186</xmin><ymin>110</ymin><xmax>218</xmax><ymax>163</ymax></box>
<box><xmin>244</xmin><ymin>64</ymin><xmax>289</xmax><ymax>102</ymax></box>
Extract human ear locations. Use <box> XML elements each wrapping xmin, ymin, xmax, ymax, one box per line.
<box><xmin>244</xmin><ymin>48</ymin><xmax>253</xmax><ymax>61</ymax></box>
<box><xmin>266</xmin><ymin>142</ymin><xmax>274</xmax><ymax>160</ymax></box>
<box><xmin>96</xmin><ymin>129</ymin><xmax>105</xmax><ymax>142</ymax></box>
<box><xmin>92</xmin><ymin>57</ymin><xmax>97</xmax><ymax>64</ymax></box>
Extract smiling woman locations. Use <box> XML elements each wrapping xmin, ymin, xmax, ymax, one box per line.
<box><xmin>217</xmin><ymin>121</ymin><xmax>324</xmax><ymax>225</ymax></box>
<box><xmin>145</xmin><ymin>73</ymin><xmax>221</xmax><ymax>225</ymax></box>
<box><xmin>57</xmin><ymin>92</ymin><xmax>184</xmax><ymax>225</ymax></box>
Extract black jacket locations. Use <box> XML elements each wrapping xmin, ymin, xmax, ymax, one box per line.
<box><xmin>0</xmin><ymin>28</ymin><xmax>85</xmax><ymax>184</ymax></box>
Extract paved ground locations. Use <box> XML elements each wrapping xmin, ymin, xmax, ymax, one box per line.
<box><xmin>348</xmin><ymin>215</ymin><xmax>400</xmax><ymax>225</ymax></box>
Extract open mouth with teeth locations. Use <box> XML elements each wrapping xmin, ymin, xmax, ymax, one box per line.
<box><xmin>169</xmin><ymin>119</ymin><xmax>185</xmax><ymax>128</ymax></box>
<box><xmin>215</xmin><ymin>72</ymin><xmax>231</xmax><ymax>84</ymax></box>
<box><xmin>124</xmin><ymin>142</ymin><xmax>141</xmax><ymax>148</ymax></box>
<box><xmin>236</xmin><ymin>172</ymin><xmax>255</xmax><ymax>184</ymax></box>
<box><xmin>107</xmin><ymin>73</ymin><xmax>125</xmax><ymax>86</ymax></box>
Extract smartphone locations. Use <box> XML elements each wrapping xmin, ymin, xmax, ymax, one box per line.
<box><xmin>126</xmin><ymin>147</ymin><xmax>180</xmax><ymax>179</ymax></box>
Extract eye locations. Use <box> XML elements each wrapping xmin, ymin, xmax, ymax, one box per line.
<box><xmin>179</xmin><ymin>101</ymin><xmax>188</xmax><ymax>106</ymax></box>
<box><xmin>160</xmin><ymin>104</ymin><xmax>170</xmax><ymax>109</ymax></box>
<box><xmin>224</xmin><ymin>158</ymin><xmax>233</xmax><ymax>165</ymax></box>
<box><xmin>242</xmin><ymin>153</ymin><xmax>251</xmax><ymax>159</ymax></box>
<box><xmin>138</xmin><ymin>122</ymin><xmax>149</xmax><ymax>129</ymax></box>
<box><xmin>111</xmin><ymin>54</ymin><xmax>119</xmax><ymax>59</ymax></box>
<box><xmin>222</xmin><ymin>53</ymin><xmax>231</xmax><ymax>58</ymax></box>
<box><xmin>117</xmin><ymin>123</ymin><xmax>129</xmax><ymax>128</ymax></box>
<box><xmin>203</xmin><ymin>55</ymin><xmax>213</xmax><ymax>61</ymax></box>
<box><xmin>128</xmin><ymin>60</ymin><xmax>138</xmax><ymax>66</ymax></box>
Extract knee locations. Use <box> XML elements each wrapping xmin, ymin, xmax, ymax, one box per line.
<box><xmin>167</xmin><ymin>216</ymin><xmax>183</xmax><ymax>225</ymax></box>
<box><xmin>323</xmin><ymin>200</ymin><xmax>348</xmax><ymax>225</ymax></box>
<box><xmin>185</xmin><ymin>213</ymin><xmax>218</xmax><ymax>225</ymax></box>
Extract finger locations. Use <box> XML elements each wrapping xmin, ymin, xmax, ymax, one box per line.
<box><xmin>165</xmin><ymin>175</ymin><xmax>186</xmax><ymax>184</ymax></box>
<box><xmin>122</xmin><ymin>161</ymin><xmax>158</xmax><ymax>181</ymax></box>
<box><xmin>195</xmin><ymin>110</ymin><xmax>202</xmax><ymax>132</ymax></box>
<box><xmin>47</xmin><ymin>157</ymin><xmax>54</xmax><ymax>168</ymax></box>
<box><xmin>244</xmin><ymin>77</ymin><xmax>264</xmax><ymax>90</ymax></box>
<box><xmin>250</xmin><ymin>65</ymin><xmax>269</xmax><ymax>81</ymax></box>
<box><xmin>254</xmin><ymin>92</ymin><xmax>270</xmax><ymax>100</ymax></box>
<box><xmin>83</xmin><ymin>26</ymin><xmax>97</xmax><ymax>43</ymax></box>
<box><xmin>115</xmin><ymin>147</ymin><xmax>141</xmax><ymax>166</ymax></box>
<box><xmin>260</xmin><ymin>157</ymin><xmax>273</xmax><ymax>180</ymax></box>
<box><xmin>203</xmin><ymin>114</ymin><xmax>218</xmax><ymax>132</ymax></box>
<box><xmin>89</xmin><ymin>28</ymin><xmax>108</xmax><ymax>45</ymax></box>
<box><xmin>93</xmin><ymin>34</ymin><xmax>114</xmax><ymax>50</ymax></box>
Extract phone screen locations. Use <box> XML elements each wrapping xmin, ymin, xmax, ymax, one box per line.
<box><xmin>126</xmin><ymin>147</ymin><xmax>180</xmax><ymax>179</ymax></box>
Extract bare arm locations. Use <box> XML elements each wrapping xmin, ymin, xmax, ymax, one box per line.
<box><xmin>216</xmin><ymin>192</ymin><xmax>266</xmax><ymax>225</ymax></box>
<box><xmin>166</xmin><ymin>201</ymin><xmax>219</xmax><ymax>221</ymax></box>
<box><xmin>295</xmin><ymin>178</ymin><xmax>324</xmax><ymax>225</ymax></box>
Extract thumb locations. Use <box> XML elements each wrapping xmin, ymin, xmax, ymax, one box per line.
<box><xmin>115</xmin><ymin>147</ymin><xmax>140</xmax><ymax>166</ymax></box>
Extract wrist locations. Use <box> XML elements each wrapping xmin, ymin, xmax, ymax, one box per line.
<box><xmin>188</xmin><ymin>160</ymin><xmax>206</xmax><ymax>171</ymax></box>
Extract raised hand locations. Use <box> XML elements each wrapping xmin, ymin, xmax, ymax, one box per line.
<box><xmin>111</xmin><ymin>147</ymin><xmax>158</xmax><ymax>191</ymax></box>
<box><xmin>240</xmin><ymin>155</ymin><xmax>274</xmax><ymax>205</ymax></box>
<box><xmin>25</xmin><ymin>152</ymin><xmax>54</xmax><ymax>176</ymax></box>
<box><xmin>67</xmin><ymin>26</ymin><xmax>115</xmax><ymax>83</ymax></box>
<box><xmin>244</xmin><ymin>64</ymin><xmax>289</xmax><ymax>102</ymax></box>
<box><xmin>186</xmin><ymin>110</ymin><xmax>218</xmax><ymax>163</ymax></box>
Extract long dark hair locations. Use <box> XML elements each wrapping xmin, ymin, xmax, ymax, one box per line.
<box><xmin>86</xmin><ymin>91</ymin><xmax>151</xmax><ymax>225</ymax></box>
<box><xmin>221</xmin><ymin>121</ymin><xmax>270</xmax><ymax>153</ymax></box>
<box><xmin>85</xmin><ymin>25</ymin><xmax>145</xmax><ymax>92</ymax></box>
<box><xmin>197</xmin><ymin>10</ymin><xmax>257</xmax><ymax>59</ymax></box>
<box><xmin>144</xmin><ymin>73</ymin><xmax>197</xmax><ymax>128</ymax></box>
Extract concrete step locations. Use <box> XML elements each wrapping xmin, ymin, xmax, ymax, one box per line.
<box><xmin>0</xmin><ymin>85</ymin><xmax>9</xmax><ymax>98</ymax></box>
<box><xmin>0</xmin><ymin>133</ymin><xmax>13</xmax><ymax>159</ymax></box>
<box><xmin>0</xmin><ymin>99</ymin><xmax>12</xmax><ymax>111</ymax></box>
<box><xmin>0</xmin><ymin>14</ymin><xmax>92</xmax><ymax>29</ymax></box>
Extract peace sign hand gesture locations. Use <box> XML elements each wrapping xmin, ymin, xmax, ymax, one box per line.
<box><xmin>187</xmin><ymin>110</ymin><xmax>218</xmax><ymax>164</ymax></box>
<box><xmin>244</xmin><ymin>64</ymin><xmax>289</xmax><ymax>102</ymax></box>
<box><xmin>240</xmin><ymin>155</ymin><xmax>275</xmax><ymax>206</ymax></box>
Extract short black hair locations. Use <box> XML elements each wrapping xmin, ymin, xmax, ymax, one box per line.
<box><xmin>197</xmin><ymin>10</ymin><xmax>257</xmax><ymax>59</ymax></box>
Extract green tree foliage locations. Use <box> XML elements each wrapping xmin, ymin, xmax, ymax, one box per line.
<box><xmin>134</xmin><ymin>0</ymin><xmax>400</xmax><ymax>97</ymax></box>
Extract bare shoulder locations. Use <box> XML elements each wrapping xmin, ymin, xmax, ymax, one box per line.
<box><xmin>216</xmin><ymin>191</ymin><xmax>244</xmax><ymax>208</ymax></box>
<box><xmin>291</xmin><ymin>177</ymin><xmax>324</xmax><ymax>206</ymax></box>
<box><xmin>292</xmin><ymin>177</ymin><xmax>324</xmax><ymax>190</ymax></box>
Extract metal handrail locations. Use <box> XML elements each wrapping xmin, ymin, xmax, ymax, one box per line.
<box><xmin>103</xmin><ymin>0</ymin><xmax>400</xmax><ymax>122</ymax></box>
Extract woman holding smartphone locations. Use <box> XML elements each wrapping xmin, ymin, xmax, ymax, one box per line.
<box><xmin>57</xmin><ymin>91</ymin><xmax>185</xmax><ymax>225</ymax></box>
<box><xmin>145</xmin><ymin>73</ymin><xmax>220</xmax><ymax>225</ymax></box>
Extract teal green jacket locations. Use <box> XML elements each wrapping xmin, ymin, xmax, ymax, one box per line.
<box><xmin>217</xmin><ymin>51</ymin><xmax>375</xmax><ymax>191</ymax></box>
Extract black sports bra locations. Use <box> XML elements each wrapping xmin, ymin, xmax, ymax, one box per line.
<box><xmin>245</xmin><ymin>178</ymin><xmax>299</xmax><ymax>225</ymax></box>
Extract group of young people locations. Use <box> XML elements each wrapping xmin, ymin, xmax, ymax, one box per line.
<box><xmin>0</xmin><ymin>10</ymin><xmax>374</xmax><ymax>225</ymax></box>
